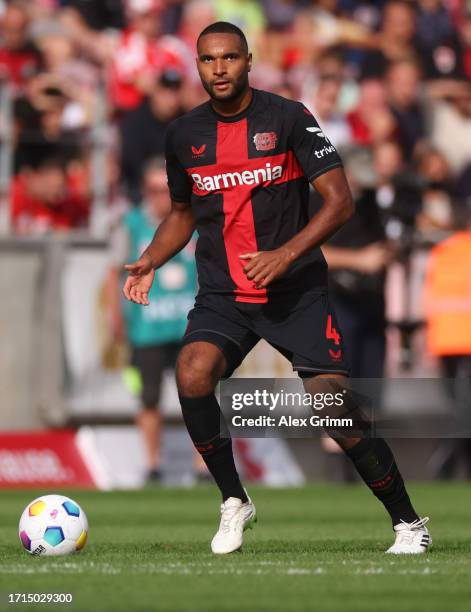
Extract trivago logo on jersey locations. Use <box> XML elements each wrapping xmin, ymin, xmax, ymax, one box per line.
<box><xmin>190</xmin><ymin>162</ymin><xmax>284</xmax><ymax>193</ymax></box>
<box><xmin>305</xmin><ymin>126</ymin><xmax>336</xmax><ymax>158</ymax></box>
<box><xmin>314</xmin><ymin>145</ymin><xmax>336</xmax><ymax>159</ymax></box>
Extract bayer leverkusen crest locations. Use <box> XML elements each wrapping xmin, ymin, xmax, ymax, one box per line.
<box><xmin>253</xmin><ymin>132</ymin><xmax>277</xmax><ymax>151</ymax></box>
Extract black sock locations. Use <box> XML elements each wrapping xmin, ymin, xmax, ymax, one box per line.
<box><xmin>345</xmin><ymin>438</ymin><xmax>419</xmax><ymax>526</ymax></box>
<box><xmin>179</xmin><ymin>393</ymin><xmax>247</xmax><ymax>503</ymax></box>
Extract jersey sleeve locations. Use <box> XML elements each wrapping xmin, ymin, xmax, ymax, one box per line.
<box><xmin>165</xmin><ymin>123</ymin><xmax>192</xmax><ymax>204</ymax></box>
<box><xmin>290</xmin><ymin>103</ymin><xmax>343</xmax><ymax>182</ymax></box>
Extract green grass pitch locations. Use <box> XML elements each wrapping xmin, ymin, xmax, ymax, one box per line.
<box><xmin>0</xmin><ymin>484</ymin><xmax>470</xmax><ymax>612</ymax></box>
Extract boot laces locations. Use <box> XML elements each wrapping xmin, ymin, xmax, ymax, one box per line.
<box><xmin>396</xmin><ymin>517</ymin><xmax>429</xmax><ymax>545</ymax></box>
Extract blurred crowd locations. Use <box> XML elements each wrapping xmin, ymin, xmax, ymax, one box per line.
<box><xmin>0</xmin><ymin>0</ymin><xmax>469</xmax><ymax>234</ymax></box>
<box><xmin>2</xmin><ymin>0</ymin><xmax>471</xmax><ymax>357</ymax></box>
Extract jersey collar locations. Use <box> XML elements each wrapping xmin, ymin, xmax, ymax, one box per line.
<box><xmin>208</xmin><ymin>88</ymin><xmax>258</xmax><ymax>123</ymax></box>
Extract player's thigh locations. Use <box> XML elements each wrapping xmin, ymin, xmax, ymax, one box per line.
<box><xmin>179</xmin><ymin>302</ymin><xmax>259</xmax><ymax>381</ymax></box>
<box><xmin>176</xmin><ymin>304</ymin><xmax>258</xmax><ymax>396</ymax></box>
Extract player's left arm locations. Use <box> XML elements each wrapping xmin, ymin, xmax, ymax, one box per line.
<box><xmin>241</xmin><ymin>168</ymin><xmax>354</xmax><ymax>288</ymax></box>
<box><xmin>241</xmin><ymin>102</ymin><xmax>354</xmax><ymax>288</ymax></box>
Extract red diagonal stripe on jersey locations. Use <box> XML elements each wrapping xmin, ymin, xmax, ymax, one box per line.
<box><xmin>217</xmin><ymin>119</ymin><xmax>264</xmax><ymax>302</ymax></box>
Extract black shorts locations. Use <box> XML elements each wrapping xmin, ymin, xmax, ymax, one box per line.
<box><xmin>181</xmin><ymin>292</ymin><xmax>350</xmax><ymax>378</ymax></box>
<box><xmin>131</xmin><ymin>342</ymin><xmax>181</xmax><ymax>408</ymax></box>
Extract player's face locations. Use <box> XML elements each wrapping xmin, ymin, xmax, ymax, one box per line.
<box><xmin>196</xmin><ymin>33</ymin><xmax>251</xmax><ymax>102</ymax></box>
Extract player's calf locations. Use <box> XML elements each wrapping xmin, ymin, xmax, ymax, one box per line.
<box><xmin>177</xmin><ymin>342</ymin><xmax>248</xmax><ymax>506</ymax></box>
<box><xmin>303</xmin><ymin>375</ymin><xmax>431</xmax><ymax>552</ymax></box>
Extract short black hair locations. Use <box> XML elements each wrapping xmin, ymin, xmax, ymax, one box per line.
<box><xmin>197</xmin><ymin>21</ymin><xmax>248</xmax><ymax>53</ymax></box>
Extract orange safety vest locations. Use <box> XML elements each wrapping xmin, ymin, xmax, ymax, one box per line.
<box><xmin>424</xmin><ymin>232</ymin><xmax>471</xmax><ymax>355</ymax></box>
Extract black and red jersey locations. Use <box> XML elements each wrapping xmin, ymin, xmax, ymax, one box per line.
<box><xmin>165</xmin><ymin>88</ymin><xmax>343</xmax><ymax>304</ymax></box>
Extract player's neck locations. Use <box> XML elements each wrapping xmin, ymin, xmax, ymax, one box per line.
<box><xmin>210</xmin><ymin>87</ymin><xmax>253</xmax><ymax>117</ymax></box>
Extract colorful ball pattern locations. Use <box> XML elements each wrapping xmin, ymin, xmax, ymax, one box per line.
<box><xmin>19</xmin><ymin>494</ymin><xmax>88</xmax><ymax>556</ymax></box>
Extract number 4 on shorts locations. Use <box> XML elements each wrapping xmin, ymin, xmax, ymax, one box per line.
<box><xmin>326</xmin><ymin>315</ymin><xmax>340</xmax><ymax>345</ymax></box>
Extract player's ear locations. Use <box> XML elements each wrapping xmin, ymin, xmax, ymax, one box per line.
<box><xmin>247</xmin><ymin>52</ymin><xmax>252</xmax><ymax>72</ymax></box>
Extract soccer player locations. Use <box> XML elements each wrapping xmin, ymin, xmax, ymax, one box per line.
<box><xmin>123</xmin><ymin>22</ymin><xmax>431</xmax><ymax>555</ymax></box>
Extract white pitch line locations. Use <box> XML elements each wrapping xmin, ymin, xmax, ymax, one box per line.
<box><xmin>0</xmin><ymin>559</ymin><xmax>449</xmax><ymax>578</ymax></box>
<box><xmin>0</xmin><ymin>561</ymin><xmax>120</xmax><ymax>575</ymax></box>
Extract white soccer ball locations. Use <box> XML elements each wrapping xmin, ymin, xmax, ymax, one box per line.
<box><xmin>19</xmin><ymin>494</ymin><xmax>88</xmax><ymax>556</ymax></box>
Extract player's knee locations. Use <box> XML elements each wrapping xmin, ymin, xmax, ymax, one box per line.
<box><xmin>176</xmin><ymin>344</ymin><xmax>223</xmax><ymax>397</ymax></box>
<box><xmin>303</xmin><ymin>375</ymin><xmax>372</xmax><ymax>439</ymax></box>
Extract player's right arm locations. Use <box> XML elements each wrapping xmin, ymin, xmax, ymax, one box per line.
<box><xmin>122</xmin><ymin>200</ymin><xmax>194</xmax><ymax>305</ymax></box>
<box><xmin>123</xmin><ymin>120</ymin><xmax>195</xmax><ymax>305</ymax></box>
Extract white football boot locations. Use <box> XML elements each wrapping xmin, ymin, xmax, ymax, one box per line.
<box><xmin>386</xmin><ymin>517</ymin><xmax>431</xmax><ymax>554</ymax></box>
<box><xmin>211</xmin><ymin>493</ymin><xmax>257</xmax><ymax>554</ymax></box>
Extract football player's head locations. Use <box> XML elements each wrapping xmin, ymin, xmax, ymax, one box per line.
<box><xmin>196</xmin><ymin>22</ymin><xmax>251</xmax><ymax>102</ymax></box>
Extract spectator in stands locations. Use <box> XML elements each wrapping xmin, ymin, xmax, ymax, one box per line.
<box><xmin>416</xmin><ymin>0</ymin><xmax>465</xmax><ymax>80</ymax></box>
<box><xmin>27</xmin><ymin>72</ymin><xmax>92</xmax><ymax>136</ymax></box>
<box><xmin>361</xmin><ymin>0</ymin><xmax>417</xmax><ymax>79</ymax></box>
<box><xmin>416</xmin><ymin>146</ymin><xmax>455</xmax><ymax>232</ymax></box>
<box><xmin>11</xmin><ymin>154</ymin><xmax>90</xmax><ymax>234</ymax></box>
<box><xmin>177</xmin><ymin>0</ymin><xmax>216</xmax><ymax>72</ymax></box>
<box><xmin>59</xmin><ymin>0</ymin><xmax>125</xmax><ymax>65</ymax></box>
<box><xmin>108</xmin><ymin>0</ymin><xmax>187</xmax><ymax>113</ymax></box>
<box><xmin>313</xmin><ymin>49</ymin><xmax>357</xmax><ymax>114</ymax></box>
<box><xmin>347</xmin><ymin>78</ymin><xmax>396</xmax><ymax>147</ymax></box>
<box><xmin>386</xmin><ymin>59</ymin><xmax>426</xmax><ymax>160</ymax></box>
<box><xmin>429</xmin><ymin>79</ymin><xmax>471</xmax><ymax>176</ymax></box>
<box><xmin>308</xmin><ymin>0</ymin><xmax>371</xmax><ymax>52</ymax></box>
<box><xmin>261</xmin><ymin>0</ymin><xmax>298</xmax><ymax>32</ymax></box>
<box><xmin>120</xmin><ymin>68</ymin><xmax>184</xmax><ymax>203</ymax></box>
<box><xmin>106</xmin><ymin>158</ymin><xmax>206</xmax><ymax>484</ymax></box>
<box><xmin>284</xmin><ymin>2</ymin><xmax>370</xmax><ymax>78</ymax></box>
<box><xmin>13</xmin><ymin>73</ymin><xmax>84</xmax><ymax>172</ymax></box>
<box><xmin>0</xmin><ymin>3</ymin><xmax>42</xmax><ymax>92</ymax></box>
<box><xmin>37</xmin><ymin>28</ymin><xmax>99</xmax><ymax>98</ymax></box>
<box><xmin>307</xmin><ymin>75</ymin><xmax>352</xmax><ymax>150</ymax></box>
<box><xmin>297</xmin><ymin>49</ymin><xmax>356</xmax><ymax>117</ymax></box>
<box><xmin>168</xmin><ymin>0</ymin><xmax>215</xmax><ymax>97</ymax></box>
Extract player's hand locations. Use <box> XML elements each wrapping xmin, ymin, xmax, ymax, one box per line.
<box><xmin>239</xmin><ymin>248</ymin><xmax>293</xmax><ymax>289</ymax></box>
<box><xmin>123</xmin><ymin>254</ymin><xmax>155</xmax><ymax>305</ymax></box>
